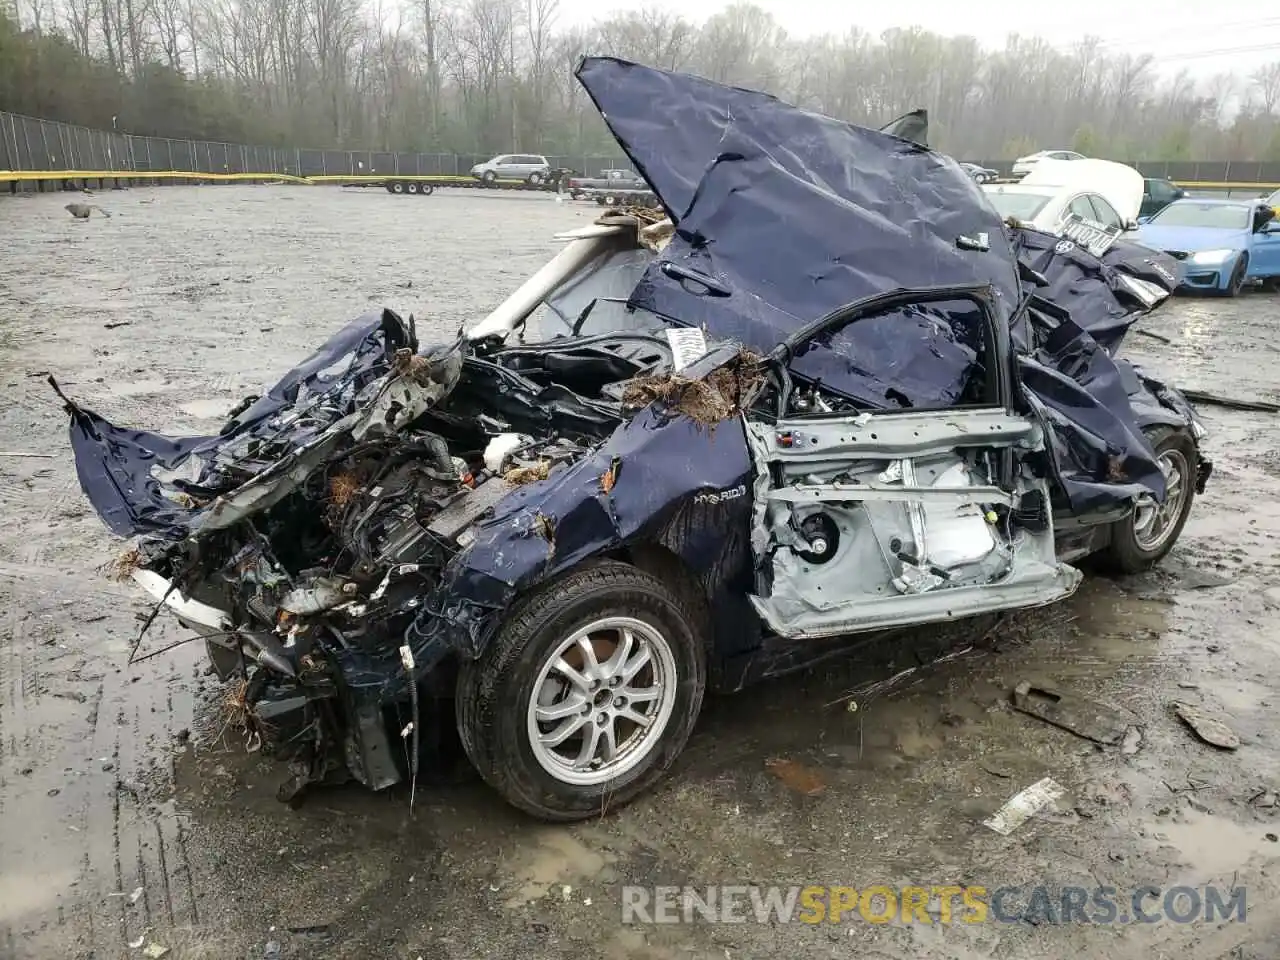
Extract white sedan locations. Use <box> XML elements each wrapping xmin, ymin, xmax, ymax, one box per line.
<box><xmin>981</xmin><ymin>158</ymin><xmax>1143</xmax><ymax>235</ymax></box>
<box><xmin>1011</xmin><ymin>149</ymin><xmax>1087</xmax><ymax>179</ymax></box>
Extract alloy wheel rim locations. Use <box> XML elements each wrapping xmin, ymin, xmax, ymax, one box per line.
<box><xmin>1132</xmin><ymin>449</ymin><xmax>1189</xmax><ymax>552</ymax></box>
<box><xmin>526</xmin><ymin>616</ymin><xmax>678</xmax><ymax>787</ymax></box>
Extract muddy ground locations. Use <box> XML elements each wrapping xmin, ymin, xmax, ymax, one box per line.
<box><xmin>2</xmin><ymin>185</ymin><xmax>1280</xmax><ymax>960</ymax></box>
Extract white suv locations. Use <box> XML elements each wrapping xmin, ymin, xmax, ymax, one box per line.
<box><xmin>470</xmin><ymin>154</ymin><xmax>552</xmax><ymax>185</ymax></box>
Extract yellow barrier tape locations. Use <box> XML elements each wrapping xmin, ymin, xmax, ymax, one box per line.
<box><xmin>0</xmin><ymin>170</ymin><xmax>532</xmax><ymax>186</ymax></box>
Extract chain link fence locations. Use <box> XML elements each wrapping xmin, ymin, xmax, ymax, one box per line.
<box><xmin>5</xmin><ymin>109</ymin><xmax>1280</xmax><ymax>185</ymax></box>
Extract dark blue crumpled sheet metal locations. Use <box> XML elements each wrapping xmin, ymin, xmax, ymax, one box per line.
<box><xmin>1012</xmin><ymin>227</ymin><xmax>1182</xmax><ymax>352</ymax></box>
<box><xmin>60</xmin><ymin>309</ymin><xmax>413</xmax><ymax>538</ymax></box>
<box><xmin>575</xmin><ymin>56</ymin><xmax>1176</xmax><ymax>511</ymax></box>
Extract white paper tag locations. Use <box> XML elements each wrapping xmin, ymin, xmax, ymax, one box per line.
<box><xmin>666</xmin><ymin>327</ymin><xmax>708</xmax><ymax>372</ymax></box>
<box><xmin>982</xmin><ymin>777</ymin><xmax>1066</xmax><ymax>836</ymax></box>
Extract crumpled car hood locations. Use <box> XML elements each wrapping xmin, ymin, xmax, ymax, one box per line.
<box><xmin>55</xmin><ymin>309</ymin><xmax>458</xmax><ymax>539</ymax></box>
<box><xmin>574</xmin><ymin>56</ymin><xmax>1184</xmax><ymax>511</ymax></box>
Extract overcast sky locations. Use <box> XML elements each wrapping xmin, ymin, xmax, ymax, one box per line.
<box><xmin>558</xmin><ymin>0</ymin><xmax>1280</xmax><ymax>80</ymax></box>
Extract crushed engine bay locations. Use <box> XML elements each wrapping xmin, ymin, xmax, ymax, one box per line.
<box><xmin>58</xmin><ymin>300</ymin><xmax>763</xmax><ymax>800</ymax></box>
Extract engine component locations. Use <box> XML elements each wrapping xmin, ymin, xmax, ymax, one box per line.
<box><xmin>426</xmin><ymin>477</ymin><xmax>513</xmax><ymax>542</ymax></box>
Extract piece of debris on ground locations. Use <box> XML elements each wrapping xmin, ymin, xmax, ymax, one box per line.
<box><xmin>1121</xmin><ymin>726</ymin><xmax>1143</xmax><ymax>756</ymax></box>
<box><xmin>1173</xmin><ymin>701</ymin><xmax>1240</xmax><ymax>750</ymax></box>
<box><xmin>983</xmin><ymin>777</ymin><xmax>1066</xmax><ymax>835</ymax></box>
<box><xmin>765</xmin><ymin>757</ymin><xmax>827</xmax><ymax>797</ymax></box>
<box><xmin>108</xmin><ymin>547</ymin><xmax>142</xmax><ymax>582</ymax></box>
<box><xmin>1011</xmin><ymin>681</ymin><xmax>1129</xmax><ymax>745</ymax></box>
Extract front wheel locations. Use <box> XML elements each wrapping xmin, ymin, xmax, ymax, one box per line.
<box><xmin>481</xmin><ymin>170</ymin><xmax>497</xmax><ymax>185</ymax></box>
<box><xmin>1222</xmin><ymin>254</ymin><xmax>1248</xmax><ymax>297</ymax></box>
<box><xmin>406</xmin><ymin>181</ymin><xmax>420</xmax><ymax>195</ymax></box>
<box><xmin>528</xmin><ymin>172</ymin><xmax>544</xmax><ymax>186</ymax></box>
<box><xmin>1102</xmin><ymin>426</ymin><xmax>1198</xmax><ymax>573</ymax></box>
<box><xmin>456</xmin><ymin>561</ymin><xmax>706</xmax><ymax>821</ymax></box>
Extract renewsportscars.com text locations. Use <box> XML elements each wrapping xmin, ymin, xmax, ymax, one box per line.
<box><xmin>621</xmin><ymin>884</ymin><xmax>1247</xmax><ymax>925</ymax></box>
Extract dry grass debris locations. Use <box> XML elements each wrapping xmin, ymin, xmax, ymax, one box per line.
<box><xmin>109</xmin><ymin>547</ymin><xmax>142</xmax><ymax>582</ymax></box>
<box><xmin>622</xmin><ymin>353</ymin><xmax>765</xmax><ymax>426</ymax></box>
<box><xmin>504</xmin><ymin>460</ymin><xmax>552</xmax><ymax>485</ymax></box>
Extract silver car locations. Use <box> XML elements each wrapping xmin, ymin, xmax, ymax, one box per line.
<box><xmin>470</xmin><ymin>153</ymin><xmax>552</xmax><ymax>185</ymax></box>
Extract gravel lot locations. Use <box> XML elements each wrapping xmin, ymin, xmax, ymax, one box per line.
<box><xmin>3</xmin><ymin>184</ymin><xmax>1280</xmax><ymax>960</ymax></box>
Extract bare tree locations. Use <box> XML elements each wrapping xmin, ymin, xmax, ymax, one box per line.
<box><xmin>1254</xmin><ymin>62</ymin><xmax>1280</xmax><ymax>116</ymax></box>
<box><xmin>11</xmin><ymin>0</ymin><xmax>1280</xmax><ymax>165</ymax></box>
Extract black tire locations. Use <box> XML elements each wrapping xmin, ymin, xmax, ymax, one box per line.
<box><xmin>384</xmin><ymin>182</ymin><xmax>396</xmax><ymax>194</ymax></box>
<box><xmin>419</xmin><ymin>183</ymin><xmax>434</xmax><ymax>196</ymax></box>
<box><xmin>390</xmin><ymin>180</ymin><xmax>405</xmax><ymax>194</ymax></box>
<box><xmin>528</xmin><ymin>172</ymin><xmax>544</xmax><ymax>186</ymax></box>
<box><xmin>604</xmin><ymin>194</ymin><xmax>617</xmax><ymax>206</ymax></box>
<box><xmin>1223</xmin><ymin>254</ymin><xmax>1248</xmax><ymax>297</ymax></box>
<box><xmin>1101</xmin><ymin>426</ymin><xmax>1198</xmax><ymax>573</ymax></box>
<box><xmin>406</xmin><ymin>181</ymin><xmax>420</xmax><ymax>195</ymax></box>
<box><xmin>456</xmin><ymin>561</ymin><xmax>706</xmax><ymax>822</ymax></box>
<box><xmin>482</xmin><ymin>171</ymin><xmax>497</xmax><ymax>185</ymax></box>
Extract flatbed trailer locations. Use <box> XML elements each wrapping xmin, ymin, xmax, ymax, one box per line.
<box><xmin>580</xmin><ymin>186</ymin><xmax>659</xmax><ymax>207</ymax></box>
<box><xmin>334</xmin><ymin>173</ymin><xmax>570</xmax><ymax>195</ymax></box>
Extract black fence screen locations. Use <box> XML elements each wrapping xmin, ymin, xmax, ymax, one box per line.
<box><xmin>0</xmin><ymin>110</ymin><xmax>637</xmax><ymax>180</ymax></box>
<box><xmin>4</xmin><ymin>110</ymin><xmax>1279</xmax><ymax>185</ymax></box>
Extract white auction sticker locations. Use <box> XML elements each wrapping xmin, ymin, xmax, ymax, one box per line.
<box><xmin>666</xmin><ymin>327</ymin><xmax>709</xmax><ymax>371</ymax></box>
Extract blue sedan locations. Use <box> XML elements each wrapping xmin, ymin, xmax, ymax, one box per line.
<box><xmin>1135</xmin><ymin>198</ymin><xmax>1280</xmax><ymax>296</ymax></box>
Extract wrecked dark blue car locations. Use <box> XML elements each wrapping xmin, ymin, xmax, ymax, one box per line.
<box><xmin>60</xmin><ymin>58</ymin><xmax>1210</xmax><ymax>821</ymax></box>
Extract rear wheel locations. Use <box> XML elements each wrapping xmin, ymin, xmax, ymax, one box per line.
<box><xmin>390</xmin><ymin>180</ymin><xmax>405</xmax><ymax>194</ymax></box>
<box><xmin>456</xmin><ymin>561</ymin><xmax>706</xmax><ymax>821</ymax></box>
<box><xmin>406</xmin><ymin>181</ymin><xmax>420</xmax><ymax>195</ymax></box>
<box><xmin>1101</xmin><ymin>426</ymin><xmax>1198</xmax><ymax>573</ymax></box>
<box><xmin>528</xmin><ymin>172</ymin><xmax>544</xmax><ymax>186</ymax></box>
<box><xmin>419</xmin><ymin>183</ymin><xmax>434</xmax><ymax>196</ymax></box>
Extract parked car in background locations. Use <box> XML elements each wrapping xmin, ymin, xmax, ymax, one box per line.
<box><xmin>1140</xmin><ymin>178</ymin><xmax>1186</xmax><ymax>219</ymax></box>
<box><xmin>564</xmin><ymin>168</ymin><xmax>648</xmax><ymax>200</ymax></box>
<box><xmin>470</xmin><ymin>153</ymin><xmax>553</xmax><ymax>185</ymax></box>
<box><xmin>1136</xmin><ymin>197</ymin><xmax>1280</xmax><ymax>296</ymax></box>
<box><xmin>960</xmin><ymin>162</ymin><xmax>999</xmax><ymax>183</ymax></box>
<box><xmin>981</xmin><ymin>158</ymin><xmax>1142</xmax><ymax>234</ymax></box>
<box><xmin>1011</xmin><ymin>149</ymin><xmax>1087</xmax><ymax>179</ymax></box>
<box><xmin>1263</xmin><ymin>186</ymin><xmax>1280</xmax><ymax>217</ymax></box>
